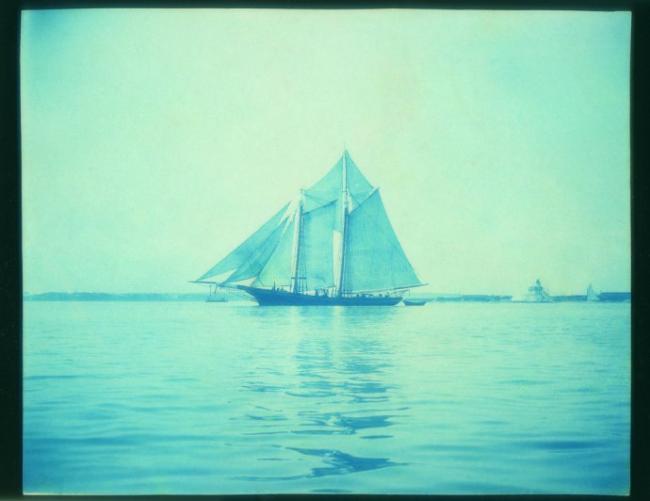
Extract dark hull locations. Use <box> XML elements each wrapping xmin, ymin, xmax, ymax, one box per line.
<box><xmin>237</xmin><ymin>286</ymin><xmax>402</xmax><ymax>306</ymax></box>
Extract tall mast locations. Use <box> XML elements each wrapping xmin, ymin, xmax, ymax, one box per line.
<box><xmin>290</xmin><ymin>190</ymin><xmax>304</xmax><ymax>293</ymax></box>
<box><xmin>337</xmin><ymin>151</ymin><xmax>349</xmax><ymax>297</ymax></box>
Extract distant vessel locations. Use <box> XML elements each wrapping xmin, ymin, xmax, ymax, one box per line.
<box><xmin>206</xmin><ymin>284</ymin><xmax>227</xmax><ymax>303</ymax></box>
<box><xmin>521</xmin><ymin>279</ymin><xmax>553</xmax><ymax>303</ymax></box>
<box><xmin>586</xmin><ymin>284</ymin><xmax>599</xmax><ymax>302</ymax></box>
<box><xmin>194</xmin><ymin>150</ymin><xmax>424</xmax><ymax>305</ymax></box>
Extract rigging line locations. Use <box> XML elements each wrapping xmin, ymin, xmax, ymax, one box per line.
<box><xmin>290</xmin><ymin>191</ymin><xmax>304</xmax><ymax>293</ymax></box>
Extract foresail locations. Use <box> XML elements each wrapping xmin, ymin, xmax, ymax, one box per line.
<box><xmin>299</xmin><ymin>201</ymin><xmax>337</xmax><ymax>290</ymax></box>
<box><xmin>225</xmin><ymin>217</ymin><xmax>290</xmax><ymax>283</ymax></box>
<box><xmin>253</xmin><ymin>217</ymin><xmax>295</xmax><ymax>289</ymax></box>
<box><xmin>343</xmin><ymin>189</ymin><xmax>421</xmax><ymax>292</ymax></box>
<box><xmin>197</xmin><ymin>203</ymin><xmax>289</xmax><ymax>281</ymax></box>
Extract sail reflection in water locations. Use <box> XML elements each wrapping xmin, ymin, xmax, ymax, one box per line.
<box><xmin>234</xmin><ymin>307</ymin><xmax>408</xmax><ymax>482</ymax></box>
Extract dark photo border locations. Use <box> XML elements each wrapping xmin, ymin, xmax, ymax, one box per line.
<box><xmin>2</xmin><ymin>1</ymin><xmax>647</xmax><ymax>500</ymax></box>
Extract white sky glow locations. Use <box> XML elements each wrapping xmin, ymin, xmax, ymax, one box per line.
<box><xmin>21</xmin><ymin>9</ymin><xmax>631</xmax><ymax>295</ymax></box>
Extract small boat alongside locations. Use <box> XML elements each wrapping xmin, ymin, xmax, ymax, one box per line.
<box><xmin>403</xmin><ymin>298</ymin><xmax>427</xmax><ymax>306</ymax></box>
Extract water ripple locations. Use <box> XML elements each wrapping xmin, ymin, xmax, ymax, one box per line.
<box><xmin>288</xmin><ymin>447</ymin><xmax>402</xmax><ymax>477</ymax></box>
<box><xmin>23</xmin><ymin>301</ymin><xmax>630</xmax><ymax>494</ymax></box>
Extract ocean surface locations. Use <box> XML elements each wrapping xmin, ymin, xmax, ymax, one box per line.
<box><xmin>23</xmin><ymin>301</ymin><xmax>630</xmax><ymax>494</ymax></box>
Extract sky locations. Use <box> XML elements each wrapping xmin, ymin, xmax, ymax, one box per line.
<box><xmin>20</xmin><ymin>9</ymin><xmax>631</xmax><ymax>295</ymax></box>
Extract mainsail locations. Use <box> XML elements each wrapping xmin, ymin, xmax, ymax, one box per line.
<box><xmin>197</xmin><ymin>150</ymin><xmax>423</xmax><ymax>295</ymax></box>
<box><xmin>299</xmin><ymin>200</ymin><xmax>338</xmax><ymax>291</ymax></box>
<box><xmin>344</xmin><ymin>189</ymin><xmax>422</xmax><ymax>292</ymax></box>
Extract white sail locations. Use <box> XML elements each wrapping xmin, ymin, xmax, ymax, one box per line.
<box><xmin>304</xmin><ymin>151</ymin><xmax>376</xmax><ymax>294</ymax></box>
<box><xmin>344</xmin><ymin>151</ymin><xmax>374</xmax><ymax>208</ymax></box>
<box><xmin>299</xmin><ymin>201</ymin><xmax>338</xmax><ymax>291</ymax></box>
<box><xmin>303</xmin><ymin>151</ymin><xmax>374</xmax><ymax>212</ymax></box>
<box><xmin>197</xmin><ymin>203</ymin><xmax>290</xmax><ymax>281</ymax></box>
<box><xmin>332</xmin><ymin>229</ymin><xmax>343</xmax><ymax>291</ymax></box>
<box><xmin>586</xmin><ymin>284</ymin><xmax>599</xmax><ymax>302</ymax></box>
<box><xmin>303</xmin><ymin>160</ymin><xmax>341</xmax><ymax>212</ymax></box>
<box><xmin>333</xmin><ymin>154</ymin><xmax>349</xmax><ymax>295</ymax></box>
<box><xmin>343</xmin><ymin>189</ymin><xmax>422</xmax><ymax>292</ymax></box>
<box><xmin>253</xmin><ymin>217</ymin><xmax>295</xmax><ymax>289</ymax></box>
<box><xmin>223</xmin><ymin>217</ymin><xmax>290</xmax><ymax>283</ymax></box>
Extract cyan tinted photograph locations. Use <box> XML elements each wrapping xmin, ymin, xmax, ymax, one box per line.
<box><xmin>21</xmin><ymin>8</ymin><xmax>630</xmax><ymax>494</ymax></box>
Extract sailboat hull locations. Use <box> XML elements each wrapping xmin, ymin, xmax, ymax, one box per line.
<box><xmin>237</xmin><ymin>286</ymin><xmax>402</xmax><ymax>306</ymax></box>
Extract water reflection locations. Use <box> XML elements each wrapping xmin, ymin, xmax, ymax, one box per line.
<box><xmin>232</xmin><ymin>306</ymin><xmax>406</xmax><ymax>480</ymax></box>
<box><xmin>287</xmin><ymin>447</ymin><xmax>398</xmax><ymax>477</ymax></box>
<box><xmin>291</xmin><ymin>308</ymin><xmax>404</xmax><ymax>477</ymax></box>
<box><xmin>289</xmin><ymin>307</ymin><xmax>400</xmax><ymax>434</ymax></box>
<box><xmin>235</xmin><ymin>446</ymin><xmax>398</xmax><ymax>482</ymax></box>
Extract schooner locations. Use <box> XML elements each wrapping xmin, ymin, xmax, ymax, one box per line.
<box><xmin>193</xmin><ymin>150</ymin><xmax>424</xmax><ymax>305</ymax></box>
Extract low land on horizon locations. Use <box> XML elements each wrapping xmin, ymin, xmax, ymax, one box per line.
<box><xmin>23</xmin><ymin>291</ymin><xmax>631</xmax><ymax>303</ymax></box>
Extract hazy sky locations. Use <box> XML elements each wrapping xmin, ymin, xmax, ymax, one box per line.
<box><xmin>21</xmin><ymin>9</ymin><xmax>630</xmax><ymax>295</ymax></box>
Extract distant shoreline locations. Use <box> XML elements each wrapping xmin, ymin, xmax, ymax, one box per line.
<box><xmin>23</xmin><ymin>291</ymin><xmax>631</xmax><ymax>303</ymax></box>
<box><xmin>22</xmin><ymin>292</ymin><xmax>253</xmax><ymax>302</ymax></box>
<box><xmin>24</xmin><ymin>292</ymin><xmax>211</xmax><ymax>302</ymax></box>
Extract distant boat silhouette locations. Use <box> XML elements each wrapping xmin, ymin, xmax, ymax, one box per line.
<box><xmin>205</xmin><ymin>284</ymin><xmax>227</xmax><ymax>303</ymax></box>
<box><xmin>521</xmin><ymin>279</ymin><xmax>553</xmax><ymax>303</ymax></box>
<box><xmin>586</xmin><ymin>284</ymin><xmax>599</xmax><ymax>302</ymax></box>
<box><xmin>193</xmin><ymin>150</ymin><xmax>424</xmax><ymax>305</ymax></box>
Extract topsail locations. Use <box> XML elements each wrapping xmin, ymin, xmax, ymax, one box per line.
<box><xmin>196</xmin><ymin>151</ymin><xmax>423</xmax><ymax>304</ymax></box>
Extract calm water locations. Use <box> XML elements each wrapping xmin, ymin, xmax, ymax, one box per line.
<box><xmin>23</xmin><ymin>301</ymin><xmax>630</xmax><ymax>494</ymax></box>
